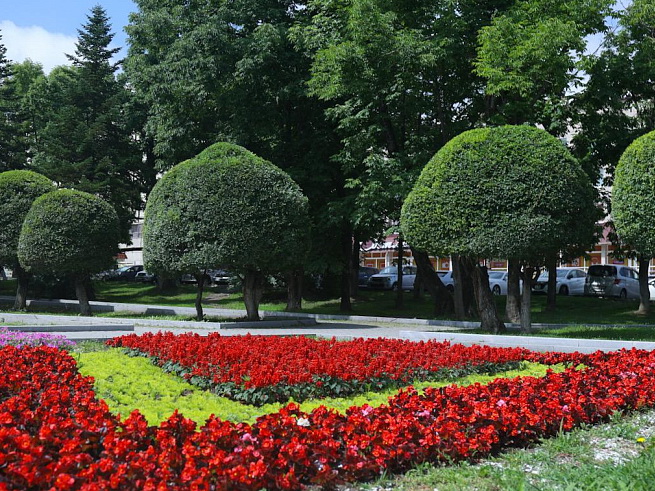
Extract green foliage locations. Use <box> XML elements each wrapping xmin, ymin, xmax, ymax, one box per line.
<box><xmin>143</xmin><ymin>142</ymin><xmax>310</xmax><ymax>277</ymax></box>
<box><xmin>401</xmin><ymin>125</ymin><xmax>598</xmax><ymax>261</ymax></box>
<box><xmin>18</xmin><ymin>189</ymin><xmax>119</xmax><ymax>276</ymax></box>
<box><xmin>0</xmin><ymin>170</ymin><xmax>54</xmax><ymax>267</ymax></box>
<box><xmin>30</xmin><ymin>6</ymin><xmax>150</xmax><ymax>243</ymax></box>
<box><xmin>77</xmin><ymin>348</ymin><xmax>555</xmax><ymax>425</ymax></box>
<box><xmin>475</xmin><ymin>0</ymin><xmax>612</xmax><ymax>131</ymax></box>
<box><xmin>613</xmin><ymin>130</ymin><xmax>655</xmax><ymax>258</ymax></box>
<box><xmin>573</xmin><ymin>0</ymin><xmax>655</xmax><ymax>187</ymax></box>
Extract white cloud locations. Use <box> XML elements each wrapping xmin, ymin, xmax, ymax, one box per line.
<box><xmin>0</xmin><ymin>20</ymin><xmax>76</xmax><ymax>73</ymax></box>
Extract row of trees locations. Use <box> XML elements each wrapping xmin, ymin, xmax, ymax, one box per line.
<box><xmin>0</xmin><ymin>1</ymin><xmax>654</xmax><ymax>327</ymax></box>
<box><xmin>0</xmin><ymin>143</ymin><xmax>309</xmax><ymax>320</ymax></box>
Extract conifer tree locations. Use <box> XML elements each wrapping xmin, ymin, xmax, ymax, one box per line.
<box><xmin>33</xmin><ymin>6</ymin><xmax>146</xmax><ymax>242</ymax></box>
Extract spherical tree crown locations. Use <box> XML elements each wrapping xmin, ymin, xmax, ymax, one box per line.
<box><xmin>18</xmin><ymin>189</ymin><xmax>120</xmax><ymax>275</ymax></box>
<box><xmin>143</xmin><ymin>142</ymin><xmax>310</xmax><ymax>276</ymax></box>
<box><xmin>613</xmin><ymin>130</ymin><xmax>655</xmax><ymax>257</ymax></box>
<box><xmin>0</xmin><ymin>170</ymin><xmax>55</xmax><ymax>267</ymax></box>
<box><xmin>401</xmin><ymin>125</ymin><xmax>597</xmax><ymax>260</ymax></box>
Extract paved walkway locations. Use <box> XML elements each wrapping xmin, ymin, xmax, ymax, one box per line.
<box><xmin>2</xmin><ymin>296</ymin><xmax>655</xmax><ymax>353</ymax></box>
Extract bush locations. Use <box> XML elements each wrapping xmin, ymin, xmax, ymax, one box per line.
<box><xmin>0</xmin><ymin>170</ymin><xmax>55</xmax><ymax>267</ymax></box>
<box><xmin>144</xmin><ymin>142</ymin><xmax>310</xmax><ymax>319</ymax></box>
<box><xmin>18</xmin><ymin>189</ymin><xmax>120</xmax><ymax>276</ymax></box>
<box><xmin>401</xmin><ymin>125</ymin><xmax>596</xmax><ymax>260</ymax></box>
<box><xmin>613</xmin><ymin>130</ymin><xmax>655</xmax><ymax>257</ymax></box>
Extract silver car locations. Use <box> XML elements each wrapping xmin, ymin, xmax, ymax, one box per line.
<box><xmin>584</xmin><ymin>265</ymin><xmax>640</xmax><ymax>299</ymax></box>
<box><xmin>532</xmin><ymin>267</ymin><xmax>587</xmax><ymax>296</ymax></box>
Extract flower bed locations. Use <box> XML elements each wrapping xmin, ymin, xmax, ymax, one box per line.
<box><xmin>3</xmin><ymin>343</ymin><xmax>655</xmax><ymax>489</ymax></box>
<box><xmin>0</xmin><ymin>328</ymin><xmax>76</xmax><ymax>349</ymax></box>
<box><xmin>108</xmin><ymin>333</ymin><xmax>534</xmax><ymax>404</ymax></box>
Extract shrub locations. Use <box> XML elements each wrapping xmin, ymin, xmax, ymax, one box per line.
<box><xmin>18</xmin><ymin>189</ymin><xmax>120</xmax><ymax>315</ymax></box>
<box><xmin>144</xmin><ymin>142</ymin><xmax>309</xmax><ymax>320</ymax></box>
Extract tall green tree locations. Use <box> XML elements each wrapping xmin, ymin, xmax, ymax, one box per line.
<box><xmin>293</xmin><ymin>0</ymin><xmax>512</xmax><ymax>313</ymax></box>
<box><xmin>573</xmin><ymin>0</ymin><xmax>655</xmax><ymax>188</ymax></box>
<box><xmin>0</xmin><ymin>32</ymin><xmax>25</xmax><ymax>171</ymax></box>
<box><xmin>402</xmin><ymin>126</ymin><xmax>598</xmax><ymax>333</ymax></box>
<box><xmin>475</xmin><ymin>0</ymin><xmax>611</xmax><ymax>320</ymax></box>
<box><xmin>32</xmin><ymin>6</ymin><xmax>148</xmax><ymax>242</ymax></box>
<box><xmin>612</xmin><ymin>131</ymin><xmax>655</xmax><ymax>315</ymax></box>
<box><xmin>125</xmin><ymin>0</ymin><xmax>343</xmax><ymax>307</ymax></box>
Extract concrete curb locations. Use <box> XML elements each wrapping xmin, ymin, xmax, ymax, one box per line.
<box><xmin>400</xmin><ymin>330</ymin><xmax>655</xmax><ymax>353</ymax></box>
<box><xmin>6</xmin><ymin>296</ymin><xmax>654</xmax><ymax>330</ymax></box>
<box><xmin>0</xmin><ymin>310</ymin><xmax>317</xmax><ymax>330</ymax></box>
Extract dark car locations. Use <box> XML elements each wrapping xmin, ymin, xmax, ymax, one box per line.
<box><xmin>110</xmin><ymin>265</ymin><xmax>144</xmax><ymax>281</ymax></box>
<box><xmin>134</xmin><ymin>270</ymin><xmax>157</xmax><ymax>284</ymax></box>
<box><xmin>358</xmin><ymin>266</ymin><xmax>379</xmax><ymax>289</ymax></box>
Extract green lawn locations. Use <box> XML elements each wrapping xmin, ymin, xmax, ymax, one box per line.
<box><xmin>3</xmin><ymin>278</ymin><xmax>655</xmax><ymax>327</ymax></box>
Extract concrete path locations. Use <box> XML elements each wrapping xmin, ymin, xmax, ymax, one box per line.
<box><xmin>2</xmin><ymin>296</ymin><xmax>655</xmax><ymax>353</ymax></box>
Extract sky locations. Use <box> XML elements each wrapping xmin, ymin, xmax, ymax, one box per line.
<box><xmin>0</xmin><ymin>0</ymin><xmax>136</xmax><ymax>73</ymax></box>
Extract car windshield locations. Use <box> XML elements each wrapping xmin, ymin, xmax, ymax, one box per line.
<box><xmin>488</xmin><ymin>271</ymin><xmax>504</xmax><ymax>279</ymax></box>
<box><xmin>116</xmin><ymin>266</ymin><xmax>130</xmax><ymax>273</ymax></box>
<box><xmin>379</xmin><ymin>267</ymin><xmax>397</xmax><ymax>274</ymax></box>
<box><xmin>588</xmin><ymin>265</ymin><xmax>617</xmax><ymax>277</ymax></box>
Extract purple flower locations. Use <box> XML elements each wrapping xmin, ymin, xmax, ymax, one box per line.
<box><xmin>0</xmin><ymin>328</ymin><xmax>76</xmax><ymax>349</ymax></box>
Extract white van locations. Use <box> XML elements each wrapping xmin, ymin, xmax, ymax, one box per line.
<box><xmin>584</xmin><ymin>265</ymin><xmax>640</xmax><ymax>299</ymax></box>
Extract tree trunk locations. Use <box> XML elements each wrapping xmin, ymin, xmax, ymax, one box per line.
<box><xmin>194</xmin><ymin>271</ymin><xmax>206</xmax><ymax>321</ymax></box>
<box><xmin>75</xmin><ymin>275</ymin><xmax>92</xmax><ymax>316</ymax></box>
<box><xmin>459</xmin><ymin>256</ymin><xmax>476</xmax><ymax>318</ymax></box>
<box><xmin>520</xmin><ymin>265</ymin><xmax>537</xmax><ymax>333</ymax></box>
<box><xmin>286</xmin><ymin>268</ymin><xmax>303</xmax><ymax>311</ymax></box>
<box><xmin>243</xmin><ymin>270</ymin><xmax>264</xmax><ymax>321</ymax></box>
<box><xmin>469</xmin><ymin>259</ymin><xmax>505</xmax><ymax>333</ymax></box>
<box><xmin>13</xmin><ymin>264</ymin><xmax>30</xmax><ymax>310</ymax></box>
<box><xmin>156</xmin><ymin>275</ymin><xmax>177</xmax><ymax>292</ymax></box>
<box><xmin>413</xmin><ymin>265</ymin><xmax>423</xmax><ymax>299</ymax></box>
<box><xmin>395</xmin><ymin>234</ymin><xmax>404</xmax><ymax>309</ymax></box>
<box><xmin>411</xmin><ymin>247</ymin><xmax>452</xmax><ymax>315</ymax></box>
<box><xmin>452</xmin><ymin>255</ymin><xmax>466</xmax><ymax>320</ymax></box>
<box><xmin>350</xmin><ymin>235</ymin><xmax>360</xmax><ymax>297</ymax></box>
<box><xmin>339</xmin><ymin>228</ymin><xmax>352</xmax><ymax>312</ymax></box>
<box><xmin>545</xmin><ymin>255</ymin><xmax>557</xmax><ymax>312</ymax></box>
<box><xmin>505</xmin><ymin>259</ymin><xmax>521</xmax><ymax>323</ymax></box>
<box><xmin>637</xmin><ymin>256</ymin><xmax>651</xmax><ymax>315</ymax></box>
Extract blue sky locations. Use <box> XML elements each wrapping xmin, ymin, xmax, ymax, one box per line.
<box><xmin>1</xmin><ymin>1</ymin><xmax>136</xmax><ymax>72</ymax></box>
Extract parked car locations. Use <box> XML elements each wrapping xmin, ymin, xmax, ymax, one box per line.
<box><xmin>134</xmin><ymin>270</ymin><xmax>157</xmax><ymax>284</ymax></box>
<box><xmin>488</xmin><ymin>271</ymin><xmax>509</xmax><ymax>295</ymax></box>
<box><xmin>649</xmin><ymin>278</ymin><xmax>655</xmax><ymax>299</ymax></box>
<box><xmin>532</xmin><ymin>267</ymin><xmax>587</xmax><ymax>296</ymax></box>
<box><xmin>358</xmin><ymin>266</ymin><xmax>379</xmax><ymax>289</ymax></box>
<box><xmin>108</xmin><ymin>265</ymin><xmax>144</xmax><ymax>281</ymax></box>
<box><xmin>438</xmin><ymin>271</ymin><xmax>455</xmax><ymax>292</ymax></box>
<box><xmin>208</xmin><ymin>269</ymin><xmax>232</xmax><ymax>285</ymax></box>
<box><xmin>584</xmin><ymin>264</ymin><xmax>640</xmax><ymax>299</ymax></box>
<box><xmin>368</xmin><ymin>266</ymin><xmax>417</xmax><ymax>291</ymax></box>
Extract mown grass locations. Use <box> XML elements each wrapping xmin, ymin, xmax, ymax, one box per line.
<box><xmin>481</xmin><ymin>324</ymin><xmax>655</xmax><ymax>342</ymax></box>
<box><xmin>365</xmin><ymin>409</ymin><xmax>655</xmax><ymax>490</ymax></box>
<box><xmin>74</xmin><ymin>347</ymin><xmax>558</xmax><ymax>426</ymax></box>
<box><xmin>4</xmin><ymin>278</ymin><xmax>655</xmax><ymax>328</ymax></box>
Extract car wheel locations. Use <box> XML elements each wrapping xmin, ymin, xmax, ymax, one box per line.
<box><xmin>559</xmin><ymin>285</ymin><xmax>569</xmax><ymax>296</ymax></box>
<box><xmin>619</xmin><ymin>289</ymin><xmax>627</xmax><ymax>300</ymax></box>
<box><xmin>391</xmin><ymin>283</ymin><xmax>398</xmax><ymax>291</ymax></box>
<box><xmin>492</xmin><ymin>285</ymin><xmax>501</xmax><ymax>295</ymax></box>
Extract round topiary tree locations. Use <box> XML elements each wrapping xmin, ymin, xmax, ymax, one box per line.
<box><xmin>144</xmin><ymin>142</ymin><xmax>310</xmax><ymax>320</ymax></box>
<box><xmin>613</xmin><ymin>130</ymin><xmax>655</xmax><ymax>314</ymax></box>
<box><xmin>18</xmin><ymin>189</ymin><xmax>120</xmax><ymax>316</ymax></box>
<box><xmin>0</xmin><ymin>170</ymin><xmax>55</xmax><ymax>309</ymax></box>
<box><xmin>402</xmin><ymin>125</ymin><xmax>597</xmax><ymax>333</ymax></box>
